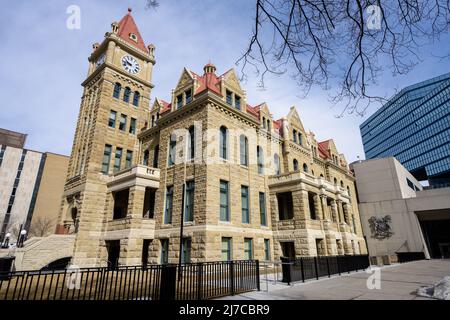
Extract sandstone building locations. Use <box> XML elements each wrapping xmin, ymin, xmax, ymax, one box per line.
<box><xmin>56</xmin><ymin>9</ymin><xmax>366</xmax><ymax>268</ymax></box>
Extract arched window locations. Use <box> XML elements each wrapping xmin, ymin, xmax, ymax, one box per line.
<box><xmin>311</xmin><ymin>170</ymin><xmax>315</xmax><ymax>176</ymax></box>
<box><xmin>340</xmin><ymin>180</ymin><xmax>344</xmax><ymax>188</ymax></box>
<box><xmin>113</xmin><ymin>83</ymin><xmax>121</xmax><ymax>98</ymax></box>
<box><xmin>240</xmin><ymin>134</ymin><xmax>248</xmax><ymax>166</ymax></box>
<box><xmin>168</xmin><ymin>134</ymin><xmax>176</xmax><ymax>166</ymax></box>
<box><xmin>347</xmin><ymin>186</ymin><xmax>351</xmax><ymax>197</ymax></box>
<box><xmin>257</xmin><ymin>146</ymin><xmax>264</xmax><ymax>174</ymax></box>
<box><xmin>267</xmin><ymin>120</ymin><xmax>271</xmax><ymax>131</ymax></box>
<box><xmin>143</xmin><ymin>150</ymin><xmax>149</xmax><ymax>166</ymax></box>
<box><xmin>293</xmin><ymin>159</ymin><xmax>299</xmax><ymax>171</ymax></box>
<box><xmin>303</xmin><ymin>163</ymin><xmax>308</xmax><ymax>173</ymax></box>
<box><xmin>298</xmin><ymin>133</ymin><xmax>303</xmax><ymax>146</ymax></box>
<box><xmin>188</xmin><ymin>126</ymin><xmax>195</xmax><ymax>160</ymax></box>
<box><xmin>123</xmin><ymin>87</ymin><xmax>131</xmax><ymax>103</ymax></box>
<box><xmin>333</xmin><ymin>177</ymin><xmax>337</xmax><ymax>185</ymax></box>
<box><xmin>320</xmin><ymin>174</ymin><xmax>324</xmax><ymax>178</ymax></box>
<box><xmin>262</xmin><ymin>117</ymin><xmax>266</xmax><ymax>128</ymax></box>
<box><xmin>153</xmin><ymin>145</ymin><xmax>159</xmax><ymax>168</ymax></box>
<box><xmin>133</xmin><ymin>91</ymin><xmax>140</xmax><ymax>107</ymax></box>
<box><xmin>219</xmin><ymin>126</ymin><xmax>228</xmax><ymax>159</ymax></box>
<box><xmin>274</xmin><ymin>153</ymin><xmax>281</xmax><ymax>175</ymax></box>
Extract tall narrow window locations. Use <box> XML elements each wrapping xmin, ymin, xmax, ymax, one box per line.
<box><xmin>241</xmin><ymin>186</ymin><xmax>249</xmax><ymax>223</ymax></box>
<box><xmin>293</xmin><ymin>159</ymin><xmax>299</xmax><ymax>171</ymax></box>
<box><xmin>226</xmin><ymin>90</ymin><xmax>232</xmax><ymax>105</ymax></box>
<box><xmin>185</xmin><ymin>89</ymin><xmax>192</xmax><ymax>104</ymax></box>
<box><xmin>264</xmin><ymin>239</ymin><xmax>270</xmax><ymax>261</ymax></box>
<box><xmin>259</xmin><ymin>192</ymin><xmax>267</xmax><ymax>226</ymax></box>
<box><xmin>114</xmin><ymin>147</ymin><xmax>122</xmax><ymax>172</ymax></box>
<box><xmin>184</xmin><ymin>180</ymin><xmax>195</xmax><ymax>222</ymax></box>
<box><xmin>123</xmin><ymin>87</ymin><xmax>131</xmax><ymax>103</ymax></box>
<box><xmin>176</xmin><ymin>94</ymin><xmax>183</xmax><ymax>109</ymax></box>
<box><xmin>188</xmin><ymin>126</ymin><xmax>195</xmax><ymax>160</ymax></box>
<box><xmin>244</xmin><ymin>238</ymin><xmax>253</xmax><ymax>260</ymax></box>
<box><xmin>153</xmin><ymin>145</ymin><xmax>159</xmax><ymax>168</ymax></box>
<box><xmin>220</xmin><ymin>180</ymin><xmax>229</xmax><ymax>221</ymax></box>
<box><xmin>219</xmin><ymin>126</ymin><xmax>228</xmax><ymax>160</ymax></box>
<box><xmin>119</xmin><ymin>114</ymin><xmax>127</xmax><ymax>131</ymax></box>
<box><xmin>221</xmin><ymin>237</ymin><xmax>232</xmax><ymax>261</ymax></box>
<box><xmin>262</xmin><ymin>117</ymin><xmax>266</xmax><ymax>128</ymax></box>
<box><xmin>240</xmin><ymin>135</ymin><xmax>248</xmax><ymax>166</ymax></box>
<box><xmin>293</xmin><ymin>129</ymin><xmax>297</xmax><ymax>143</ymax></box>
<box><xmin>274</xmin><ymin>154</ymin><xmax>281</xmax><ymax>175</ymax></box>
<box><xmin>108</xmin><ymin>110</ymin><xmax>117</xmax><ymax>128</ymax></box>
<box><xmin>298</xmin><ymin>132</ymin><xmax>303</xmax><ymax>146</ymax></box>
<box><xmin>160</xmin><ymin>239</ymin><xmax>169</xmax><ymax>264</ymax></box>
<box><xmin>102</xmin><ymin>144</ymin><xmax>112</xmax><ymax>174</ymax></box>
<box><xmin>113</xmin><ymin>83</ymin><xmax>121</xmax><ymax>98</ymax></box>
<box><xmin>164</xmin><ymin>186</ymin><xmax>173</xmax><ymax>224</ymax></box>
<box><xmin>257</xmin><ymin>146</ymin><xmax>264</xmax><ymax>174</ymax></box>
<box><xmin>129</xmin><ymin>118</ymin><xmax>136</xmax><ymax>134</ymax></box>
<box><xmin>125</xmin><ymin>150</ymin><xmax>133</xmax><ymax>168</ymax></box>
<box><xmin>168</xmin><ymin>134</ymin><xmax>176</xmax><ymax>166</ymax></box>
<box><xmin>182</xmin><ymin>238</ymin><xmax>191</xmax><ymax>263</ymax></box>
<box><xmin>267</xmin><ymin>120</ymin><xmax>271</xmax><ymax>131</ymax></box>
<box><xmin>143</xmin><ymin>150</ymin><xmax>149</xmax><ymax>166</ymax></box>
<box><xmin>132</xmin><ymin>91</ymin><xmax>140</xmax><ymax>107</ymax></box>
<box><xmin>303</xmin><ymin>163</ymin><xmax>308</xmax><ymax>173</ymax></box>
<box><xmin>235</xmin><ymin>95</ymin><xmax>241</xmax><ymax>110</ymax></box>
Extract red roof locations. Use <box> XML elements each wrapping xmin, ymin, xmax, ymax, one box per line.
<box><xmin>158</xmin><ymin>99</ymin><xmax>171</xmax><ymax>114</ymax></box>
<box><xmin>246</xmin><ymin>104</ymin><xmax>260</xmax><ymax>118</ymax></box>
<box><xmin>117</xmin><ymin>9</ymin><xmax>148</xmax><ymax>53</ymax></box>
<box><xmin>192</xmin><ymin>70</ymin><xmax>222</xmax><ymax>96</ymax></box>
<box><xmin>317</xmin><ymin>140</ymin><xmax>331</xmax><ymax>159</ymax></box>
<box><xmin>273</xmin><ymin>119</ymin><xmax>282</xmax><ymax>134</ymax></box>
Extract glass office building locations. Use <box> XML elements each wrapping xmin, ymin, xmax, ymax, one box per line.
<box><xmin>360</xmin><ymin>73</ymin><xmax>450</xmax><ymax>186</ymax></box>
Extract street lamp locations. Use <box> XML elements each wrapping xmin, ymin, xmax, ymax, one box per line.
<box><xmin>1</xmin><ymin>233</ymin><xmax>11</xmax><ymax>248</ymax></box>
<box><xmin>18</xmin><ymin>229</ymin><xmax>27</xmax><ymax>248</ymax></box>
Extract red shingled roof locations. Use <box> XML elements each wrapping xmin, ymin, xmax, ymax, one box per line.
<box><xmin>192</xmin><ymin>70</ymin><xmax>222</xmax><ymax>96</ymax></box>
<box><xmin>317</xmin><ymin>140</ymin><xmax>331</xmax><ymax>159</ymax></box>
<box><xmin>273</xmin><ymin>119</ymin><xmax>282</xmax><ymax>134</ymax></box>
<box><xmin>246</xmin><ymin>104</ymin><xmax>260</xmax><ymax>118</ymax></box>
<box><xmin>117</xmin><ymin>9</ymin><xmax>148</xmax><ymax>53</ymax></box>
<box><xmin>158</xmin><ymin>99</ymin><xmax>171</xmax><ymax>114</ymax></box>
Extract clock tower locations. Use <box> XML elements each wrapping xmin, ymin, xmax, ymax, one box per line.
<box><xmin>57</xmin><ymin>9</ymin><xmax>155</xmax><ymax>267</ymax></box>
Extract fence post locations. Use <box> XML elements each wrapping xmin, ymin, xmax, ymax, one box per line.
<box><xmin>300</xmin><ymin>258</ymin><xmax>305</xmax><ymax>283</ymax></box>
<box><xmin>337</xmin><ymin>256</ymin><xmax>341</xmax><ymax>275</ymax></box>
<box><xmin>159</xmin><ymin>264</ymin><xmax>177</xmax><ymax>300</ymax></box>
<box><xmin>197</xmin><ymin>264</ymin><xmax>203</xmax><ymax>300</ymax></box>
<box><xmin>229</xmin><ymin>261</ymin><xmax>235</xmax><ymax>296</ymax></box>
<box><xmin>314</xmin><ymin>257</ymin><xmax>319</xmax><ymax>280</ymax></box>
<box><xmin>255</xmin><ymin>260</ymin><xmax>261</xmax><ymax>291</ymax></box>
<box><xmin>326</xmin><ymin>257</ymin><xmax>330</xmax><ymax>278</ymax></box>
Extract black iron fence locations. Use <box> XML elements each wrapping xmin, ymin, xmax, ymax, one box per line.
<box><xmin>396</xmin><ymin>252</ymin><xmax>425</xmax><ymax>263</ymax></box>
<box><xmin>0</xmin><ymin>260</ymin><xmax>260</xmax><ymax>300</ymax></box>
<box><xmin>281</xmin><ymin>255</ymin><xmax>369</xmax><ymax>284</ymax></box>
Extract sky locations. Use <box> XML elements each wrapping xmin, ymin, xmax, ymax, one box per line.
<box><xmin>0</xmin><ymin>0</ymin><xmax>449</xmax><ymax>163</ymax></box>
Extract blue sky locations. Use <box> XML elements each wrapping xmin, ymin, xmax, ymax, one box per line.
<box><xmin>0</xmin><ymin>0</ymin><xmax>449</xmax><ymax>163</ymax></box>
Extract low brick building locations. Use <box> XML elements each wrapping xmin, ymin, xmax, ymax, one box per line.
<box><xmin>56</xmin><ymin>9</ymin><xmax>366</xmax><ymax>268</ymax></box>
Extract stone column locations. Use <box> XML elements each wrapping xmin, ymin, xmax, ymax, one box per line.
<box><xmin>293</xmin><ymin>190</ymin><xmax>308</xmax><ymax>220</ymax></box>
<box><xmin>128</xmin><ymin>186</ymin><xmax>146</xmax><ymax>219</ymax></box>
<box><xmin>331</xmin><ymin>200</ymin><xmax>339</xmax><ymax>223</ymax></box>
<box><xmin>320</xmin><ymin>195</ymin><xmax>328</xmax><ymax>220</ymax></box>
<box><xmin>313</xmin><ymin>195</ymin><xmax>323</xmax><ymax>220</ymax></box>
<box><xmin>336</xmin><ymin>200</ymin><xmax>345</xmax><ymax>224</ymax></box>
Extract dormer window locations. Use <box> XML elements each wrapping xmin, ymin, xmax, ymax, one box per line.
<box><xmin>129</xmin><ymin>33</ymin><xmax>138</xmax><ymax>42</ymax></box>
<box><xmin>176</xmin><ymin>94</ymin><xmax>183</xmax><ymax>109</ymax></box>
<box><xmin>293</xmin><ymin>129</ymin><xmax>297</xmax><ymax>143</ymax></box>
<box><xmin>185</xmin><ymin>89</ymin><xmax>192</xmax><ymax>104</ymax></box>
<box><xmin>235</xmin><ymin>95</ymin><xmax>241</xmax><ymax>110</ymax></box>
<box><xmin>226</xmin><ymin>90</ymin><xmax>232</xmax><ymax>105</ymax></box>
<box><xmin>262</xmin><ymin>117</ymin><xmax>266</xmax><ymax>128</ymax></box>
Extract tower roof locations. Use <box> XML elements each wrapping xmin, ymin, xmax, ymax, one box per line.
<box><xmin>116</xmin><ymin>8</ymin><xmax>148</xmax><ymax>53</ymax></box>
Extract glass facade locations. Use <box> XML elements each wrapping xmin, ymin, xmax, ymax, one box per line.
<box><xmin>360</xmin><ymin>73</ymin><xmax>450</xmax><ymax>185</ymax></box>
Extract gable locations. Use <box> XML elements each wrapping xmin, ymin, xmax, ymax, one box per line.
<box><xmin>174</xmin><ymin>68</ymin><xmax>195</xmax><ymax>92</ymax></box>
<box><xmin>287</xmin><ymin>106</ymin><xmax>306</xmax><ymax>133</ymax></box>
<box><xmin>222</xmin><ymin>69</ymin><xmax>243</xmax><ymax>93</ymax></box>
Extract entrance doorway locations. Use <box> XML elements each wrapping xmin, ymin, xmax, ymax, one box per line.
<box><xmin>280</xmin><ymin>242</ymin><xmax>295</xmax><ymax>258</ymax></box>
<box><xmin>106</xmin><ymin>240</ymin><xmax>120</xmax><ymax>269</ymax></box>
<box><xmin>419</xmin><ymin>218</ymin><xmax>450</xmax><ymax>258</ymax></box>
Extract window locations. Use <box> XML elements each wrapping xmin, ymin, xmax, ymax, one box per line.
<box><xmin>153</xmin><ymin>145</ymin><xmax>159</xmax><ymax>168</ymax></box>
<box><xmin>226</xmin><ymin>90</ymin><xmax>232</xmax><ymax>105</ymax></box>
<box><xmin>220</xmin><ymin>180</ymin><xmax>229</xmax><ymax>221</ymax></box>
<box><xmin>160</xmin><ymin>239</ymin><xmax>169</xmax><ymax>264</ymax></box>
<box><xmin>119</xmin><ymin>114</ymin><xmax>127</xmax><ymax>131</ymax></box>
<box><xmin>303</xmin><ymin>163</ymin><xmax>308</xmax><ymax>173</ymax></box>
<box><xmin>168</xmin><ymin>134</ymin><xmax>176</xmax><ymax>166</ymax></box>
<box><xmin>221</xmin><ymin>237</ymin><xmax>232</xmax><ymax>261</ymax></box>
<box><xmin>259</xmin><ymin>192</ymin><xmax>267</xmax><ymax>226</ymax></box>
<box><xmin>185</xmin><ymin>89</ymin><xmax>192</xmax><ymax>104</ymax></box>
<box><xmin>182</xmin><ymin>238</ymin><xmax>191</xmax><ymax>263</ymax></box>
<box><xmin>102</xmin><ymin>145</ymin><xmax>112</xmax><ymax>174</ymax></box>
<box><xmin>220</xmin><ymin>126</ymin><xmax>228</xmax><ymax>159</ymax></box>
<box><xmin>151</xmin><ymin>115</ymin><xmax>155</xmax><ymax>127</ymax></box>
<box><xmin>114</xmin><ymin>147</ymin><xmax>122</xmax><ymax>172</ymax></box>
<box><xmin>184</xmin><ymin>180</ymin><xmax>195</xmax><ymax>222</ymax></box>
<box><xmin>240</xmin><ymin>135</ymin><xmax>248</xmax><ymax>166</ymax></box>
<box><xmin>132</xmin><ymin>91</ymin><xmax>140</xmax><ymax>107</ymax></box>
<box><xmin>340</xmin><ymin>180</ymin><xmax>344</xmax><ymax>188</ymax></box>
<box><xmin>308</xmin><ymin>192</ymin><xmax>316</xmax><ymax>220</ymax></box>
<box><xmin>277</xmin><ymin>192</ymin><xmax>294</xmax><ymax>220</ymax></box>
<box><xmin>267</xmin><ymin>120</ymin><xmax>271</xmax><ymax>131</ymax></box>
<box><xmin>235</xmin><ymin>95</ymin><xmax>241</xmax><ymax>110</ymax></box>
<box><xmin>113</xmin><ymin>83</ymin><xmax>121</xmax><ymax>98</ymax></box>
<box><xmin>123</xmin><ymin>87</ymin><xmax>131</xmax><ymax>103</ymax></box>
<box><xmin>406</xmin><ymin>178</ymin><xmax>416</xmax><ymax>190</ymax></box>
<box><xmin>129</xmin><ymin>118</ymin><xmax>136</xmax><ymax>134</ymax></box>
<box><xmin>262</xmin><ymin>117</ymin><xmax>266</xmax><ymax>128</ymax></box>
<box><xmin>274</xmin><ymin>154</ymin><xmax>281</xmax><ymax>175</ymax></box>
<box><xmin>108</xmin><ymin>110</ymin><xmax>117</xmax><ymax>128</ymax></box>
<box><xmin>298</xmin><ymin>132</ymin><xmax>303</xmax><ymax>146</ymax></box>
<box><xmin>241</xmin><ymin>186</ymin><xmax>250</xmax><ymax>223</ymax></box>
<box><xmin>143</xmin><ymin>150</ymin><xmax>149</xmax><ymax>166</ymax></box>
<box><xmin>176</xmin><ymin>94</ymin><xmax>183</xmax><ymax>109</ymax></box>
<box><xmin>257</xmin><ymin>146</ymin><xmax>264</xmax><ymax>174</ymax></box>
<box><xmin>244</xmin><ymin>238</ymin><xmax>253</xmax><ymax>260</ymax></box>
<box><xmin>264</xmin><ymin>239</ymin><xmax>270</xmax><ymax>261</ymax></box>
<box><xmin>188</xmin><ymin>126</ymin><xmax>195</xmax><ymax>160</ymax></box>
<box><xmin>293</xmin><ymin>129</ymin><xmax>297</xmax><ymax>143</ymax></box>
<box><xmin>125</xmin><ymin>150</ymin><xmax>133</xmax><ymax>168</ymax></box>
<box><xmin>293</xmin><ymin>159</ymin><xmax>299</xmax><ymax>171</ymax></box>
<box><xmin>164</xmin><ymin>186</ymin><xmax>173</xmax><ymax>224</ymax></box>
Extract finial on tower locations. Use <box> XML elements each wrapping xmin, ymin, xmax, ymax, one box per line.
<box><xmin>203</xmin><ymin>61</ymin><xmax>216</xmax><ymax>74</ymax></box>
<box><xmin>128</xmin><ymin>7</ymin><xmax>132</xmax><ymax>13</ymax></box>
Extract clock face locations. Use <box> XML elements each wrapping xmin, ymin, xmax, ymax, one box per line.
<box><xmin>121</xmin><ymin>55</ymin><xmax>140</xmax><ymax>74</ymax></box>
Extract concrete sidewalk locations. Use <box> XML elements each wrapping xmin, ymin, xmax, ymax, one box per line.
<box><xmin>219</xmin><ymin>259</ymin><xmax>450</xmax><ymax>300</ymax></box>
